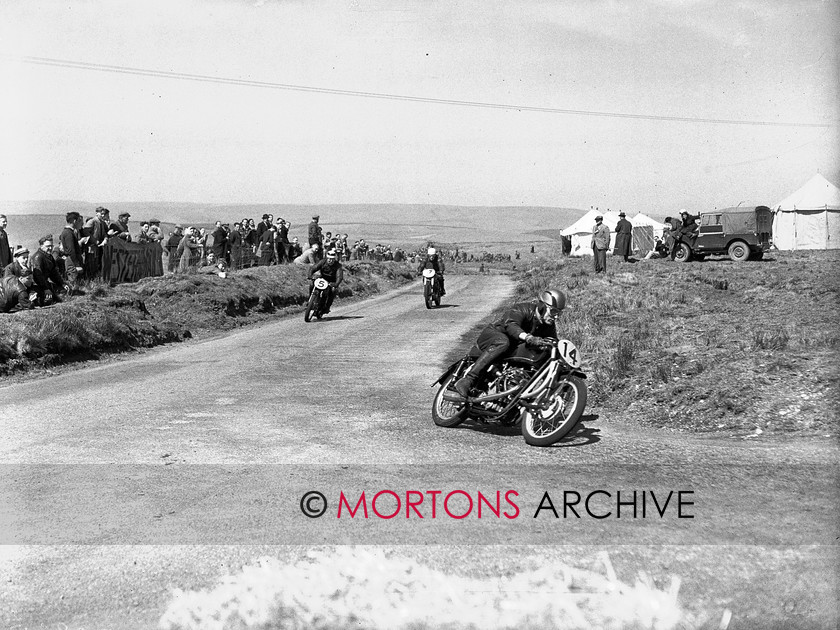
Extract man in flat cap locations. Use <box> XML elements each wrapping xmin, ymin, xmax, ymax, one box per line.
<box><xmin>591</xmin><ymin>215</ymin><xmax>610</xmax><ymax>273</ymax></box>
<box><xmin>109</xmin><ymin>212</ymin><xmax>132</xmax><ymax>241</ymax></box>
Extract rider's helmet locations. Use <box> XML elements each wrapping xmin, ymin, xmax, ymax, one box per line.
<box><xmin>326</xmin><ymin>249</ymin><xmax>337</xmax><ymax>259</ymax></box>
<box><xmin>537</xmin><ymin>289</ymin><xmax>566</xmax><ymax>324</ymax></box>
<box><xmin>427</xmin><ymin>247</ymin><xmax>436</xmax><ymax>256</ymax></box>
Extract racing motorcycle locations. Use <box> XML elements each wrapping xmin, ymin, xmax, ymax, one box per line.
<box><xmin>421</xmin><ymin>268</ymin><xmax>443</xmax><ymax>309</ymax></box>
<box><xmin>304</xmin><ymin>277</ymin><xmax>331</xmax><ymax>322</ymax></box>
<box><xmin>431</xmin><ymin>337</ymin><xmax>587</xmax><ymax>446</ymax></box>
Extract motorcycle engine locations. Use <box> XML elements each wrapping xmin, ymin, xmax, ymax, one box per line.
<box><xmin>499</xmin><ymin>365</ymin><xmax>532</xmax><ymax>391</ymax></box>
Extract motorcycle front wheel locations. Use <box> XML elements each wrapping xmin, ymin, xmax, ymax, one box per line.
<box><xmin>304</xmin><ymin>291</ymin><xmax>317</xmax><ymax>322</ymax></box>
<box><xmin>432</xmin><ymin>374</ymin><xmax>467</xmax><ymax>427</ymax></box>
<box><xmin>520</xmin><ymin>376</ymin><xmax>587</xmax><ymax>446</ymax></box>
<box><xmin>424</xmin><ymin>282</ymin><xmax>433</xmax><ymax>309</ymax></box>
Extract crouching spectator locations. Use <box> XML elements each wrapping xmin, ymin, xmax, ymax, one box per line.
<box><xmin>0</xmin><ymin>266</ymin><xmax>35</xmax><ymax>312</ymax></box>
<box><xmin>30</xmin><ymin>236</ymin><xmax>67</xmax><ymax>306</ymax></box>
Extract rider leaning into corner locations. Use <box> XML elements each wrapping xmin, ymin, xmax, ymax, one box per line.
<box><xmin>453</xmin><ymin>289</ymin><xmax>565</xmax><ymax>398</ymax></box>
<box><xmin>417</xmin><ymin>247</ymin><xmax>446</xmax><ymax>295</ymax></box>
<box><xmin>308</xmin><ymin>248</ymin><xmax>344</xmax><ymax>314</ymax></box>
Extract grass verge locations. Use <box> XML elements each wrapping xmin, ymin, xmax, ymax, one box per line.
<box><xmin>512</xmin><ymin>251</ymin><xmax>839</xmax><ymax>436</ymax></box>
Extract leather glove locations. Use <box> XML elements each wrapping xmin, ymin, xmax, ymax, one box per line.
<box><xmin>525</xmin><ymin>334</ymin><xmax>542</xmax><ymax>347</ymax></box>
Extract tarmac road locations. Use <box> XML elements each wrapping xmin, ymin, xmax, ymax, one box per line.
<box><xmin>1</xmin><ymin>273</ymin><xmax>837</xmax><ymax>629</ymax></box>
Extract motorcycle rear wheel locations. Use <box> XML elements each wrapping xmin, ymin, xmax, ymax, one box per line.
<box><xmin>432</xmin><ymin>374</ymin><xmax>467</xmax><ymax>427</ymax></box>
<box><xmin>520</xmin><ymin>376</ymin><xmax>587</xmax><ymax>446</ymax></box>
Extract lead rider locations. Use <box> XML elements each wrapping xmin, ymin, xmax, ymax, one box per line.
<box><xmin>454</xmin><ymin>289</ymin><xmax>565</xmax><ymax>398</ymax></box>
<box><xmin>308</xmin><ymin>248</ymin><xmax>344</xmax><ymax>314</ymax></box>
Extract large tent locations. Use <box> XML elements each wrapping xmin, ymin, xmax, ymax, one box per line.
<box><xmin>561</xmin><ymin>210</ymin><xmax>621</xmax><ymax>257</ymax></box>
<box><xmin>772</xmin><ymin>174</ymin><xmax>840</xmax><ymax>250</ymax></box>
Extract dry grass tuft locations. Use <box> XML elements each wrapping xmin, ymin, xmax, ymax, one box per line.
<box><xmin>159</xmin><ymin>548</ymin><xmax>694</xmax><ymax>630</ymax></box>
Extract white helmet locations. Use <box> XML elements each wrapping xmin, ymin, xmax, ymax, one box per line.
<box><xmin>538</xmin><ymin>289</ymin><xmax>566</xmax><ymax>324</ymax></box>
<box><xmin>428</xmin><ymin>248</ymin><xmax>436</xmax><ymax>255</ymax></box>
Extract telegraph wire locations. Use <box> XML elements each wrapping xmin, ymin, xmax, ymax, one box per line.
<box><xmin>9</xmin><ymin>55</ymin><xmax>834</xmax><ymax>129</ymax></box>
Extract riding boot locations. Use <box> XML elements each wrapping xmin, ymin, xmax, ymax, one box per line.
<box><xmin>453</xmin><ymin>349</ymin><xmax>498</xmax><ymax>398</ymax></box>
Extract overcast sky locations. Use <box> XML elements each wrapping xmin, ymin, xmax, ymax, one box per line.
<box><xmin>0</xmin><ymin>0</ymin><xmax>837</xmax><ymax>214</ymax></box>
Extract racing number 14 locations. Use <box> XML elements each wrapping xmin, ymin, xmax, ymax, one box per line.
<box><xmin>559</xmin><ymin>340</ymin><xmax>580</xmax><ymax>368</ymax></box>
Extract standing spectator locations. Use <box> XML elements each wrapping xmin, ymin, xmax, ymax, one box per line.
<box><xmin>136</xmin><ymin>221</ymin><xmax>155</xmax><ymax>243</ymax></box>
<box><xmin>258</xmin><ymin>225</ymin><xmax>277</xmax><ymax>266</ymax></box>
<box><xmin>288</xmin><ymin>236</ymin><xmax>303</xmax><ymax>261</ymax></box>
<box><xmin>211</xmin><ymin>221</ymin><xmax>228</xmax><ymax>262</ymax></box>
<box><xmin>358</xmin><ymin>239</ymin><xmax>369</xmax><ymax>260</ymax></box>
<box><xmin>0</xmin><ymin>214</ymin><xmax>11</xmax><ymax>270</ymax></box>
<box><xmin>308</xmin><ymin>215</ymin><xmax>323</xmax><ymax>251</ymax></box>
<box><xmin>149</xmin><ymin>218</ymin><xmax>164</xmax><ymax>243</ymax></box>
<box><xmin>196</xmin><ymin>228</ymin><xmax>209</xmax><ymax>263</ymax></box>
<box><xmin>591</xmin><ymin>215</ymin><xmax>610</xmax><ymax>274</ymax></box>
<box><xmin>59</xmin><ymin>212</ymin><xmax>85</xmax><ymax>291</ymax></box>
<box><xmin>256</xmin><ymin>214</ymin><xmax>272</xmax><ymax>241</ymax></box>
<box><xmin>166</xmin><ymin>225</ymin><xmax>184</xmax><ymax>272</ymax></box>
<box><xmin>229</xmin><ymin>222</ymin><xmax>243</xmax><ymax>269</ymax></box>
<box><xmin>277</xmin><ymin>218</ymin><xmax>290</xmax><ymax>263</ymax></box>
<box><xmin>614</xmin><ymin>211</ymin><xmax>633</xmax><ymax>262</ymax></box>
<box><xmin>83</xmin><ymin>206</ymin><xmax>110</xmax><ymax>280</ymax></box>
<box><xmin>665</xmin><ymin>215</ymin><xmax>683</xmax><ymax>260</ymax></box>
<box><xmin>110</xmin><ymin>212</ymin><xmax>132</xmax><ymax>241</ymax></box>
<box><xmin>30</xmin><ymin>236</ymin><xmax>66</xmax><ymax>305</ymax></box>
<box><xmin>177</xmin><ymin>227</ymin><xmax>199</xmax><ymax>272</ymax></box>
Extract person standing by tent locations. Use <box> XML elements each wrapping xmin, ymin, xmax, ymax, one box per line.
<box><xmin>614</xmin><ymin>211</ymin><xmax>633</xmax><ymax>262</ymax></box>
<box><xmin>591</xmin><ymin>215</ymin><xmax>610</xmax><ymax>273</ymax></box>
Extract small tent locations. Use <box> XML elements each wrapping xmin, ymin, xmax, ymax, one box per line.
<box><xmin>630</xmin><ymin>213</ymin><xmax>667</xmax><ymax>239</ymax></box>
<box><xmin>630</xmin><ymin>213</ymin><xmax>667</xmax><ymax>255</ymax></box>
<box><xmin>561</xmin><ymin>210</ymin><xmax>621</xmax><ymax>257</ymax></box>
<box><xmin>772</xmin><ymin>174</ymin><xmax>840</xmax><ymax>250</ymax></box>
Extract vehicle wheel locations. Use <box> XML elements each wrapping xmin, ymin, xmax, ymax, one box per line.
<box><xmin>424</xmin><ymin>283</ymin><xmax>432</xmax><ymax>309</ymax></box>
<box><xmin>520</xmin><ymin>376</ymin><xmax>587</xmax><ymax>446</ymax></box>
<box><xmin>674</xmin><ymin>243</ymin><xmax>692</xmax><ymax>263</ymax></box>
<box><xmin>728</xmin><ymin>240</ymin><xmax>750</xmax><ymax>262</ymax></box>
<box><xmin>434</xmin><ymin>293</ymin><xmax>441</xmax><ymax>307</ymax></box>
<box><xmin>304</xmin><ymin>292</ymin><xmax>316</xmax><ymax>322</ymax></box>
<box><xmin>432</xmin><ymin>374</ymin><xmax>467</xmax><ymax>427</ymax></box>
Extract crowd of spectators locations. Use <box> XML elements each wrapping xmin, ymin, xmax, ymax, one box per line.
<box><xmin>0</xmin><ymin>210</ymin><xmax>440</xmax><ymax>313</ymax></box>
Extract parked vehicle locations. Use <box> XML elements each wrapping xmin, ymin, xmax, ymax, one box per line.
<box><xmin>431</xmin><ymin>337</ymin><xmax>587</xmax><ymax>446</ymax></box>
<box><xmin>421</xmin><ymin>268</ymin><xmax>443</xmax><ymax>309</ymax></box>
<box><xmin>674</xmin><ymin>205</ymin><xmax>772</xmax><ymax>262</ymax></box>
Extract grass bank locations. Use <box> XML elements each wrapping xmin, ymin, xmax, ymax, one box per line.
<box><xmin>514</xmin><ymin>251</ymin><xmax>839</xmax><ymax>436</ymax></box>
<box><xmin>0</xmin><ymin>261</ymin><xmax>415</xmax><ymax>377</ymax></box>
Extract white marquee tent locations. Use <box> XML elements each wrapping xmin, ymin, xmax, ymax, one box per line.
<box><xmin>773</xmin><ymin>173</ymin><xmax>840</xmax><ymax>250</ymax></box>
<box><xmin>561</xmin><ymin>210</ymin><xmax>621</xmax><ymax>257</ymax></box>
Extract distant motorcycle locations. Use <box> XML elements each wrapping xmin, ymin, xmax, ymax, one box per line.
<box><xmin>431</xmin><ymin>337</ymin><xmax>587</xmax><ymax>446</ymax></box>
<box><xmin>304</xmin><ymin>277</ymin><xmax>331</xmax><ymax>322</ymax></box>
<box><xmin>422</xmin><ymin>268</ymin><xmax>443</xmax><ymax>309</ymax></box>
